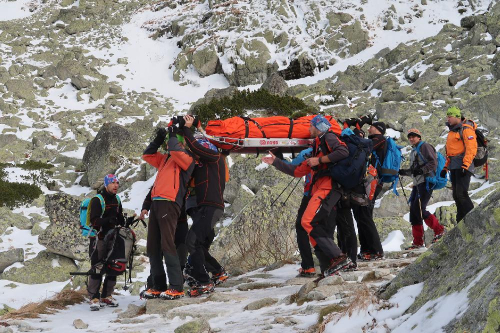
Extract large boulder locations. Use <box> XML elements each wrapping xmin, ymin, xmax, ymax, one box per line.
<box><xmin>465</xmin><ymin>93</ymin><xmax>500</xmax><ymax>130</ymax></box>
<box><xmin>0</xmin><ymin>250</ymin><xmax>77</xmax><ymax>284</ymax></box>
<box><xmin>0</xmin><ymin>207</ymin><xmax>33</xmax><ymax>235</ymax></box>
<box><xmin>486</xmin><ymin>1</ymin><xmax>500</xmax><ymax>39</ymax></box>
<box><xmin>260</xmin><ymin>72</ymin><xmax>288</xmax><ymax>97</ymax></box>
<box><xmin>229</xmin><ymin>39</ymin><xmax>278</xmax><ymax>86</ymax></box>
<box><xmin>380</xmin><ymin>189</ymin><xmax>500</xmax><ymax>332</ymax></box>
<box><xmin>278</xmin><ymin>54</ymin><xmax>316</xmax><ymax>80</ymax></box>
<box><xmin>212</xmin><ymin>183</ymin><xmax>302</xmax><ymax>273</ymax></box>
<box><xmin>192</xmin><ymin>45</ymin><xmax>221</xmax><ymax>77</ymax></box>
<box><xmin>0</xmin><ymin>249</ymin><xmax>24</xmax><ymax>273</ymax></box>
<box><xmin>82</xmin><ymin>122</ymin><xmax>144</xmax><ymax>189</ymax></box>
<box><xmin>38</xmin><ymin>193</ymin><xmax>88</xmax><ymax>260</ymax></box>
<box><xmin>5</xmin><ymin>79</ymin><xmax>35</xmax><ymax>100</ymax></box>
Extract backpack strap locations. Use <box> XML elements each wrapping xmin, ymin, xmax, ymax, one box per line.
<box><xmin>414</xmin><ymin>141</ymin><xmax>427</xmax><ymax>167</ymax></box>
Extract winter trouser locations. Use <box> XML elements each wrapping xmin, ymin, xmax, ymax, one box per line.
<box><xmin>145</xmin><ymin>207</ymin><xmax>190</xmax><ymax>290</ymax></box>
<box><xmin>335</xmin><ymin>203</ymin><xmax>358</xmax><ymax>264</ymax></box>
<box><xmin>301</xmin><ymin>177</ymin><xmax>343</xmax><ymax>270</ymax></box>
<box><xmin>147</xmin><ymin>200</ymin><xmax>183</xmax><ymax>292</ymax></box>
<box><xmin>409</xmin><ymin>183</ymin><xmax>444</xmax><ymax>246</ymax></box>
<box><xmin>186</xmin><ymin>205</ymin><xmax>224</xmax><ymax>283</ymax></box>
<box><xmin>351</xmin><ymin>204</ymin><xmax>384</xmax><ymax>255</ymax></box>
<box><xmin>450</xmin><ymin>169</ymin><xmax>474</xmax><ymax>222</ymax></box>
<box><xmin>295</xmin><ymin>195</ymin><xmax>315</xmax><ymax>270</ymax></box>
<box><xmin>88</xmin><ymin>238</ymin><xmax>116</xmax><ymax>299</ymax></box>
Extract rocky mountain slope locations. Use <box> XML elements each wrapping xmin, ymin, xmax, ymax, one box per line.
<box><xmin>0</xmin><ymin>0</ymin><xmax>499</xmax><ymax>332</ymax></box>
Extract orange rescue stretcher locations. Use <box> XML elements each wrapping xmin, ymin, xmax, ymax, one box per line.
<box><xmin>201</xmin><ymin>115</ymin><xmax>342</xmax><ymax>154</ymax></box>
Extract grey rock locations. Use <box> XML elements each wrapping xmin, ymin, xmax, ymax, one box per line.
<box><xmin>190</xmin><ymin>86</ymin><xmax>238</xmax><ymax>112</ymax></box>
<box><xmin>278</xmin><ymin>54</ymin><xmax>315</xmax><ymax>80</ymax></box>
<box><xmin>0</xmin><ymin>207</ymin><xmax>33</xmax><ymax>235</ymax></box>
<box><xmin>236</xmin><ymin>282</ymin><xmax>283</xmax><ymax>291</ymax></box>
<box><xmin>317</xmin><ymin>275</ymin><xmax>343</xmax><ymax>287</ymax></box>
<box><xmin>146</xmin><ymin>298</ymin><xmax>204</xmax><ymax>315</ymax></box>
<box><xmin>82</xmin><ymin>123</ymin><xmax>144</xmax><ymax>189</ymax></box>
<box><xmin>192</xmin><ymin>45</ymin><xmax>221</xmax><ymax>77</ymax></box>
<box><xmin>297</xmin><ymin>281</ymin><xmax>316</xmax><ymax>299</ymax></box>
<box><xmin>380</xmin><ymin>89</ymin><xmax>406</xmax><ymax>102</ymax></box>
<box><xmin>306</xmin><ymin>290</ymin><xmax>326</xmax><ymax>301</ymax></box>
<box><xmin>0</xmin><ymin>248</ymin><xmax>24</xmax><ymax>273</ymax></box>
<box><xmin>492</xmin><ymin>53</ymin><xmax>500</xmax><ymax>80</ymax></box>
<box><xmin>260</xmin><ymin>72</ymin><xmax>288</xmax><ymax>97</ymax></box>
<box><xmin>0</xmin><ymin>250</ymin><xmax>76</xmax><ymax>284</ymax></box>
<box><xmin>71</xmin><ymin>75</ymin><xmax>90</xmax><ymax>90</ymax></box>
<box><xmin>174</xmin><ymin>319</ymin><xmax>210</xmax><ymax>333</ymax></box>
<box><xmin>466</xmin><ymin>93</ymin><xmax>500</xmax><ymax>130</ymax></box>
<box><xmin>117</xmin><ymin>58</ymin><xmax>128</xmax><ymax>65</ymax></box>
<box><xmin>5</xmin><ymin>79</ymin><xmax>35</xmax><ymax>100</ymax></box>
<box><xmin>38</xmin><ymin>193</ymin><xmax>88</xmax><ymax>260</ymax></box>
<box><xmin>73</xmin><ymin>319</ymin><xmax>88</xmax><ymax>329</ymax></box>
<box><xmin>448</xmin><ymin>71</ymin><xmax>470</xmax><ymax>86</ymax></box>
<box><xmin>384</xmin><ymin>18</ymin><xmax>394</xmax><ymax>31</ymax></box>
<box><xmin>244</xmin><ymin>297</ymin><xmax>278</xmax><ymax>310</ymax></box>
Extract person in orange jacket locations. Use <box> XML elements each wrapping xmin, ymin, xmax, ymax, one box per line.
<box><xmin>262</xmin><ymin>115</ymin><xmax>352</xmax><ymax>277</ymax></box>
<box><xmin>440</xmin><ymin>106</ymin><xmax>477</xmax><ymax>222</ymax></box>
<box><xmin>142</xmin><ymin>126</ymin><xmax>195</xmax><ymax>300</ymax></box>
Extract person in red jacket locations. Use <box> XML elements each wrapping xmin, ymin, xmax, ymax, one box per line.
<box><xmin>142</xmin><ymin>126</ymin><xmax>195</xmax><ymax>300</ymax></box>
<box><xmin>262</xmin><ymin>115</ymin><xmax>352</xmax><ymax>276</ymax></box>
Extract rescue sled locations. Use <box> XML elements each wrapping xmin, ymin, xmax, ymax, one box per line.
<box><xmin>201</xmin><ymin>115</ymin><xmax>341</xmax><ymax>154</ymax></box>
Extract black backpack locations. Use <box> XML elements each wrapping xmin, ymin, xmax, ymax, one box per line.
<box><xmin>323</xmin><ymin>129</ymin><xmax>373</xmax><ymax>190</ymax></box>
<box><xmin>102</xmin><ymin>226</ymin><xmax>136</xmax><ymax>276</ymax></box>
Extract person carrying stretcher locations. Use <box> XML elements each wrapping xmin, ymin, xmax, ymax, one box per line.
<box><xmin>262</xmin><ymin>115</ymin><xmax>352</xmax><ymax>276</ymax></box>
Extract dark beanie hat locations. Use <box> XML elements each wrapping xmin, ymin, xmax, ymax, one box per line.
<box><xmin>372</xmin><ymin>122</ymin><xmax>386</xmax><ymax>135</ymax></box>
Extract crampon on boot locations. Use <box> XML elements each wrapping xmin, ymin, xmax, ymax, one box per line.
<box><xmin>297</xmin><ymin>267</ymin><xmax>316</xmax><ymax>277</ymax></box>
<box><xmin>140</xmin><ymin>289</ymin><xmax>163</xmax><ymax>299</ymax></box>
<box><xmin>159</xmin><ymin>289</ymin><xmax>185</xmax><ymax>300</ymax></box>
<box><xmin>211</xmin><ymin>267</ymin><xmax>229</xmax><ymax>286</ymax></box>
<box><xmin>187</xmin><ymin>281</ymin><xmax>215</xmax><ymax>297</ymax></box>
<box><xmin>324</xmin><ymin>255</ymin><xmax>352</xmax><ymax>277</ymax></box>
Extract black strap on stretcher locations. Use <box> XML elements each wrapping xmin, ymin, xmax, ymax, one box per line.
<box><xmin>240</xmin><ymin>116</ymin><xmax>267</xmax><ymax>138</ymax></box>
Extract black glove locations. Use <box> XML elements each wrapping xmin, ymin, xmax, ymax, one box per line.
<box><xmin>359</xmin><ymin>115</ymin><xmax>373</xmax><ymax>126</ymax></box>
<box><xmin>125</xmin><ymin>216</ymin><xmax>135</xmax><ymax>226</ymax></box>
<box><xmin>153</xmin><ymin>128</ymin><xmax>167</xmax><ymax>146</ymax></box>
<box><xmin>193</xmin><ymin>117</ymin><xmax>200</xmax><ymax>128</ymax></box>
<box><xmin>344</xmin><ymin>118</ymin><xmax>358</xmax><ymax>127</ymax></box>
<box><xmin>440</xmin><ymin>169</ymin><xmax>447</xmax><ymax>178</ymax></box>
<box><xmin>399</xmin><ymin>169</ymin><xmax>411</xmax><ymax>176</ymax></box>
<box><xmin>461</xmin><ymin>165</ymin><xmax>470</xmax><ymax>177</ymax></box>
<box><xmin>167</xmin><ymin>126</ymin><xmax>179</xmax><ymax>135</ymax></box>
<box><xmin>412</xmin><ymin>168</ymin><xmax>424</xmax><ymax>176</ymax></box>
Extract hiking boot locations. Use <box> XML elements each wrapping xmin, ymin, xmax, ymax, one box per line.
<box><xmin>187</xmin><ymin>281</ymin><xmax>215</xmax><ymax>297</ymax></box>
<box><xmin>297</xmin><ymin>267</ymin><xmax>316</xmax><ymax>277</ymax></box>
<box><xmin>100</xmin><ymin>296</ymin><xmax>119</xmax><ymax>307</ymax></box>
<box><xmin>183</xmin><ymin>265</ymin><xmax>197</xmax><ymax>287</ymax></box>
<box><xmin>211</xmin><ymin>267</ymin><xmax>229</xmax><ymax>286</ymax></box>
<box><xmin>432</xmin><ymin>231</ymin><xmax>445</xmax><ymax>244</ymax></box>
<box><xmin>340</xmin><ymin>262</ymin><xmax>358</xmax><ymax>272</ymax></box>
<box><xmin>324</xmin><ymin>255</ymin><xmax>352</xmax><ymax>277</ymax></box>
<box><xmin>405</xmin><ymin>243</ymin><xmax>425</xmax><ymax>250</ymax></box>
<box><xmin>89</xmin><ymin>298</ymin><xmax>100</xmax><ymax>311</ymax></box>
<box><xmin>159</xmin><ymin>289</ymin><xmax>185</xmax><ymax>300</ymax></box>
<box><xmin>141</xmin><ymin>289</ymin><xmax>163</xmax><ymax>299</ymax></box>
<box><xmin>359</xmin><ymin>252</ymin><xmax>384</xmax><ymax>262</ymax></box>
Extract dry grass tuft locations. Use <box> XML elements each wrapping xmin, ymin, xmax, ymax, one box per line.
<box><xmin>318</xmin><ymin>286</ymin><xmax>380</xmax><ymax>332</ymax></box>
<box><xmin>1</xmin><ymin>289</ymin><xmax>87</xmax><ymax>320</ymax></box>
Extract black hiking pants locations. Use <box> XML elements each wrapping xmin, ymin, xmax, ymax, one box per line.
<box><xmin>295</xmin><ymin>195</ymin><xmax>315</xmax><ymax>270</ymax></box>
<box><xmin>351</xmin><ymin>203</ymin><xmax>384</xmax><ymax>255</ymax></box>
<box><xmin>88</xmin><ymin>237</ymin><xmax>116</xmax><ymax>299</ymax></box>
<box><xmin>186</xmin><ymin>205</ymin><xmax>224</xmax><ymax>283</ymax></box>
<box><xmin>335</xmin><ymin>204</ymin><xmax>358</xmax><ymax>264</ymax></box>
<box><xmin>147</xmin><ymin>200</ymin><xmax>183</xmax><ymax>292</ymax></box>
<box><xmin>409</xmin><ymin>183</ymin><xmax>433</xmax><ymax>226</ymax></box>
<box><xmin>450</xmin><ymin>169</ymin><xmax>474</xmax><ymax>222</ymax></box>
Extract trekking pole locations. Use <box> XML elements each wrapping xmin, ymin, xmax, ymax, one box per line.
<box><xmin>271</xmin><ymin>177</ymin><xmax>296</xmax><ymax>207</ymax></box>
<box><xmin>398</xmin><ymin>175</ymin><xmax>410</xmax><ymax>206</ymax></box>
<box><xmin>280</xmin><ymin>178</ymin><xmax>302</xmax><ymax>206</ymax></box>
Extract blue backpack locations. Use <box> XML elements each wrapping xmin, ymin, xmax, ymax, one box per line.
<box><xmin>327</xmin><ymin>128</ymin><xmax>373</xmax><ymax>190</ymax></box>
<box><xmin>79</xmin><ymin>194</ymin><xmax>121</xmax><ymax>237</ymax></box>
<box><xmin>373</xmin><ymin>137</ymin><xmax>403</xmax><ymax>195</ymax></box>
<box><xmin>414</xmin><ymin>141</ymin><xmax>448</xmax><ymax>191</ymax></box>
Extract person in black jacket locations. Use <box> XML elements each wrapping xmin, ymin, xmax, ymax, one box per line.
<box><xmin>88</xmin><ymin>174</ymin><xmax>124</xmax><ymax>311</ymax></box>
<box><xmin>182</xmin><ymin>115</ymin><xmax>228</xmax><ymax>296</ymax></box>
<box><xmin>343</xmin><ymin>117</ymin><xmax>385</xmax><ymax>261</ymax></box>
